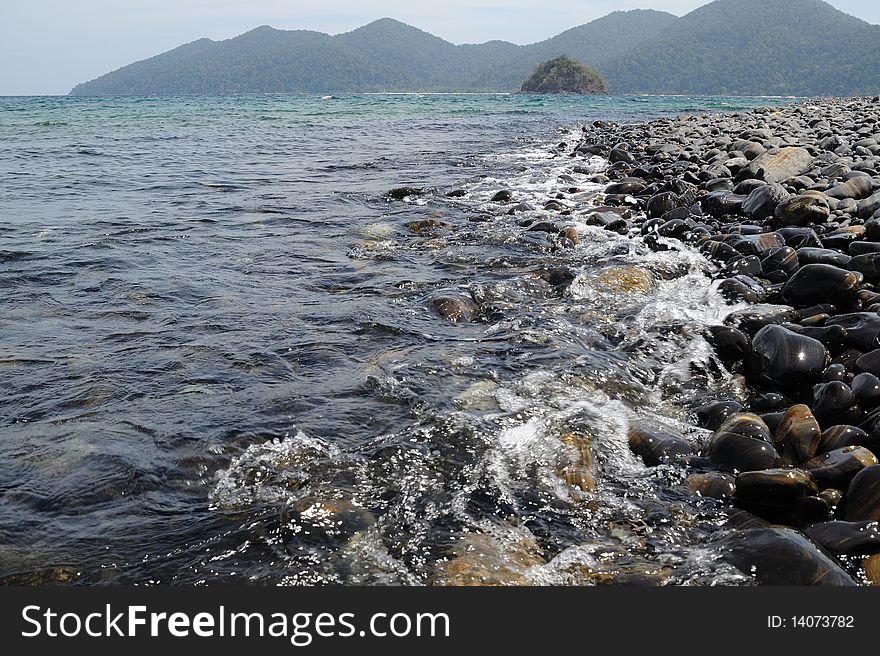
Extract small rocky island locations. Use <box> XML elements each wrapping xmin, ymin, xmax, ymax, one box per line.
<box><xmin>519</xmin><ymin>55</ymin><xmax>609</xmax><ymax>95</ymax></box>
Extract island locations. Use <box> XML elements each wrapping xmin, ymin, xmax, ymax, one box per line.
<box><xmin>519</xmin><ymin>55</ymin><xmax>609</xmax><ymax>95</ymax></box>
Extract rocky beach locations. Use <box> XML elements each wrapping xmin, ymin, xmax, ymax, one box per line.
<box><xmin>504</xmin><ymin>95</ymin><xmax>880</xmax><ymax>586</ymax></box>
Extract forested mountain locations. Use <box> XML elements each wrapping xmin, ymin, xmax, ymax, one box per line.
<box><xmin>70</xmin><ymin>1</ymin><xmax>880</xmax><ymax>97</ymax></box>
<box><xmin>603</xmin><ymin>0</ymin><xmax>880</xmax><ymax>95</ymax></box>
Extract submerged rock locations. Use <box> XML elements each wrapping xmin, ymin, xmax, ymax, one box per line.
<box><xmin>628</xmin><ymin>423</ymin><xmax>693</xmax><ymax>466</ymax></box>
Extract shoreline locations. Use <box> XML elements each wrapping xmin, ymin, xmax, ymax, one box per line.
<box><xmin>572</xmin><ymin>96</ymin><xmax>880</xmax><ymax>585</ymax></box>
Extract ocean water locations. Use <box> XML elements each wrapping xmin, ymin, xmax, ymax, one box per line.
<box><xmin>0</xmin><ymin>93</ymin><xmax>792</xmax><ymax>585</ymax></box>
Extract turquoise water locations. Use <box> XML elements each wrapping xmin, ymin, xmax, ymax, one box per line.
<box><xmin>1</xmin><ymin>94</ymin><xmax>794</xmax><ymax>585</ymax></box>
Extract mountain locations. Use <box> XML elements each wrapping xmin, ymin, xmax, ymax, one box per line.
<box><xmin>69</xmin><ymin>1</ymin><xmax>880</xmax><ymax>97</ymax></box>
<box><xmin>519</xmin><ymin>56</ymin><xmax>609</xmax><ymax>95</ymax></box>
<box><xmin>68</xmin><ymin>11</ymin><xmax>674</xmax><ymax>95</ymax></box>
<box><xmin>603</xmin><ymin>0</ymin><xmax>880</xmax><ymax>95</ymax></box>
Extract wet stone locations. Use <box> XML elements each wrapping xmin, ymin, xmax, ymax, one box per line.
<box><xmin>845</xmin><ymin>465</ymin><xmax>880</xmax><ymax>522</ymax></box>
<box><xmin>703</xmin><ymin>413</ymin><xmax>779</xmax><ymax>473</ymax></box>
<box><xmin>706</xmin><ymin>325</ymin><xmax>751</xmax><ymax>366</ymax></box>
<box><xmin>716</xmin><ymin>527</ymin><xmax>856</xmax><ymax>586</ymax></box>
<box><xmin>818</xmin><ymin>424</ymin><xmax>872</xmax><ymax>454</ymax></box>
<box><xmin>748</xmin><ymin>325</ymin><xmax>828</xmax><ymax>389</ymax></box>
<box><xmin>819</xmin><ymin>488</ymin><xmax>844</xmax><ymax>508</ymax></box>
<box><xmin>790</xmin><ymin>495</ymin><xmax>832</xmax><ymax>524</ymax></box>
<box><xmin>628</xmin><ymin>424</ymin><xmax>693</xmax><ymax>467</ymax></box>
<box><xmin>812</xmin><ymin>381</ymin><xmax>862</xmax><ymax>428</ymax></box>
<box><xmin>688</xmin><ymin>472</ymin><xmax>736</xmax><ymax>500</ymax></box>
<box><xmin>826</xmin><ymin>313</ymin><xmax>880</xmax><ymax>351</ymax></box>
<box><xmin>734</xmin><ymin>468</ymin><xmax>818</xmax><ymax>503</ymax></box>
<box><xmin>856</xmin><ymin>349</ymin><xmax>880</xmax><ymax>376</ymax></box>
<box><xmin>723</xmin><ymin>304</ymin><xmax>798</xmax><ymax>336</ymax></box>
<box><xmin>773</xmin><ymin>404</ymin><xmax>822</xmax><ymax>464</ymax></box>
<box><xmin>805</xmin><ymin>520</ymin><xmax>880</xmax><ymax>557</ymax></box>
<box><xmin>803</xmin><ymin>446</ymin><xmax>878</xmax><ymax>489</ymax></box>
<box><xmin>796</xmin><ymin>247</ymin><xmax>851</xmax><ymax>268</ymax></box>
<box><xmin>852</xmin><ymin>372</ymin><xmax>880</xmax><ymax>408</ymax></box>
<box><xmin>781</xmin><ymin>264</ymin><xmax>859</xmax><ymax>309</ymax></box>
<box><xmin>694</xmin><ymin>400</ymin><xmax>744</xmax><ymax>431</ymax></box>
<box><xmin>429</xmin><ymin>295</ymin><xmax>480</xmax><ymax>323</ymax></box>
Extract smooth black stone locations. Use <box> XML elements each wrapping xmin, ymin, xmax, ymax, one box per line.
<box><xmin>824</xmin><ymin>231</ymin><xmax>865</xmax><ymax>251</ymax></box>
<box><xmin>718</xmin><ymin>275</ymin><xmax>766</xmax><ymax>303</ymax></box>
<box><xmin>725</xmin><ymin>255</ymin><xmax>763</xmax><ymax>278</ymax></box>
<box><xmin>819</xmin><ymin>488</ymin><xmax>844</xmax><ymax>508</ymax></box>
<box><xmin>490</xmin><ymin>189</ymin><xmax>514</xmax><ymax>202</ymax></box>
<box><xmin>818</xmin><ymin>424</ymin><xmax>872</xmax><ymax>453</ymax></box>
<box><xmin>724</xmin><ymin>509</ymin><xmax>772</xmax><ymax>530</ymax></box>
<box><xmin>716</xmin><ymin>527</ymin><xmax>857</xmax><ymax>585</ymax></box>
<box><xmin>856</xmin><ymin>349</ymin><xmax>880</xmax><ymax>376</ymax></box>
<box><xmin>742</xmin><ymin>183</ymin><xmax>790</xmax><ymax>219</ymax></box>
<box><xmin>773</xmin><ymin>193</ymin><xmax>831</xmax><ymax>227</ymax></box>
<box><xmin>852</xmin><ymin>372</ymin><xmax>880</xmax><ymax>408</ymax></box>
<box><xmin>774</xmin><ymin>404</ymin><xmax>822</xmax><ymax>464</ymax></box>
<box><xmin>729</xmin><ymin>232</ymin><xmax>786</xmax><ymax>257</ymax></box>
<box><xmin>848</xmin><ymin>253</ymin><xmax>880</xmax><ymax>282</ymax></box>
<box><xmin>751</xmin><ymin>393</ymin><xmax>787</xmax><ymax>412</ymax></box>
<box><xmin>702</xmin><ymin>191</ymin><xmax>746</xmax><ymax>217</ymax></box>
<box><xmin>657</xmin><ymin>218</ymin><xmax>690</xmax><ymax>239</ymax></box>
<box><xmin>760</xmin><ymin>411</ymin><xmax>786</xmax><ymax>435</ymax></box>
<box><xmin>761</xmin><ymin>246</ymin><xmax>799</xmax><ymax>277</ymax></box>
<box><xmin>647</xmin><ymin>192</ymin><xmax>680</xmax><ymax>218</ymax></box>
<box><xmin>605</xmin><ymin>179</ymin><xmax>646</xmax><ymax>195</ymax></box>
<box><xmin>688</xmin><ymin>472</ymin><xmax>736</xmax><ymax>500</ymax></box>
<box><xmin>735</xmin><ymin>468</ymin><xmax>817</xmax><ymax>503</ymax></box>
<box><xmin>608</xmin><ymin>148</ymin><xmax>636</xmax><ymax>165</ymax></box>
<box><xmin>704</xmin><ymin>413</ymin><xmax>779</xmax><ymax>473</ymax></box>
<box><xmin>804</xmin><ymin>446</ymin><xmax>878</xmax><ymax>489</ymax></box>
<box><xmin>706</xmin><ymin>325</ymin><xmax>752</xmax><ymax>365</ymax></box>
<box><xmin>798</xmin><ymin>326</ymin><xmax>846</xmax><ymax>349</ymax></box>
<box><xmin>812</xmin><ymin>381</ymin><xmax>862</xmax><ymax>428</ymax></box>
<box><xmin>749</xmin><ymin>324</ymin><xmax>828</xmax><ymax>388</ymax></box>
<box><xmin>792</xmin><ymin>496</ymin><xmax>833</xmax><ymax>524</ymax></box>
<box><xmin>701</xmin><ymin>240</ymin><xmax>741</xmax><ymax>262</ymax></box>
<box><xmin>694</xmin><ymin>400</ymin><xmax>744</xmax><ymax>431</ymax></box>
<box><xmin>850</xmin><ymin>241</ymin><xmax>880</xmax><ymax>255</ymax></box>
<box><xmin>795</xmin><ymin>248</ymin><xmax>852</xmax><ymax>268</ymax></box>
<box><xmin>723</xmin><ymin>304</ymin><xmax>798</xmax><ymax>336</ymax></box>
<box><xmin>822</xmin><ymin>364</ymin><xmax>851</xmax><ymax>383</ymax></box>
<box><xmin>826</xmin><ymin>313</ymin><xmax>880</xmax><ymax>350</ymax></box>
<box><xmin>845</xmin><ymin>464</ymin><xmax>880</xmax><ymax>521</ymax></box>
<box><xmin>705</xmin><ymin>413</ymin><xmax>779</xmax><ymax>472</ymax></box>
<box><xmin>782</xmin><ymin>264</ymin><xmax>859</xmax><ymax>309</ymax></box>
<box><xmin>628</xmin><ymin>425</ymin><xmax>694</xmax><ymax>466</ymax></box>
<box><xmin>387</xmin><ymin>186</ymin><xmax>427</xmax><ymax>199</ymax></box>
<box><xmin>805</xmin><ymin>521</ymin><xmax>880</xmax><ymax>556</ymax></box>
<box><xmin>778</xmin><ymin>226</ymin><xmax>823</xmax><ymax>249</ymax></box>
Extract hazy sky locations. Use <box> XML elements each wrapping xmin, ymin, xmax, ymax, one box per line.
<box><xmin>3</xmin><ymin>0</ymin><xmax>878</xmax><ymax>95</ymax></box>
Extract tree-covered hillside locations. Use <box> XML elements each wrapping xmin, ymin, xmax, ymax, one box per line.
<box><xmin>520</xmin><ymin>56</ymin><xmax>609</xmax><ymax>94</ymax></box>
<box><xmin>69</xmin><ymin>1</ymin><xmax>880</xmax><ymax>97</ymax></box>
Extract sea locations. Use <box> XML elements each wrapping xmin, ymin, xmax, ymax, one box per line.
<box><xmin>0</xmin><ymin>93</ymin><xmax>794</xmax><ymax>585</ymax></box>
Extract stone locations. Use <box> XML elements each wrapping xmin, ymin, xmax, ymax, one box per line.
<box><xmin>747</xmin><ymin>147</ymin><xmax>814</xmax><ymax>184</ymax></box>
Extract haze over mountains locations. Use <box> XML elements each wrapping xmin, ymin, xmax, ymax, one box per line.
<box><xmin>70</xmin><ymin>0</ymin><xmax>880</xmax><ymax>97</ymax></box>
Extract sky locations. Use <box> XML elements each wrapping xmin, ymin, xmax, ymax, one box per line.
<box><xmin>2</xmin><ymin>0</ymin><xmax>879</xmax><ymax>95</ymax></box>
